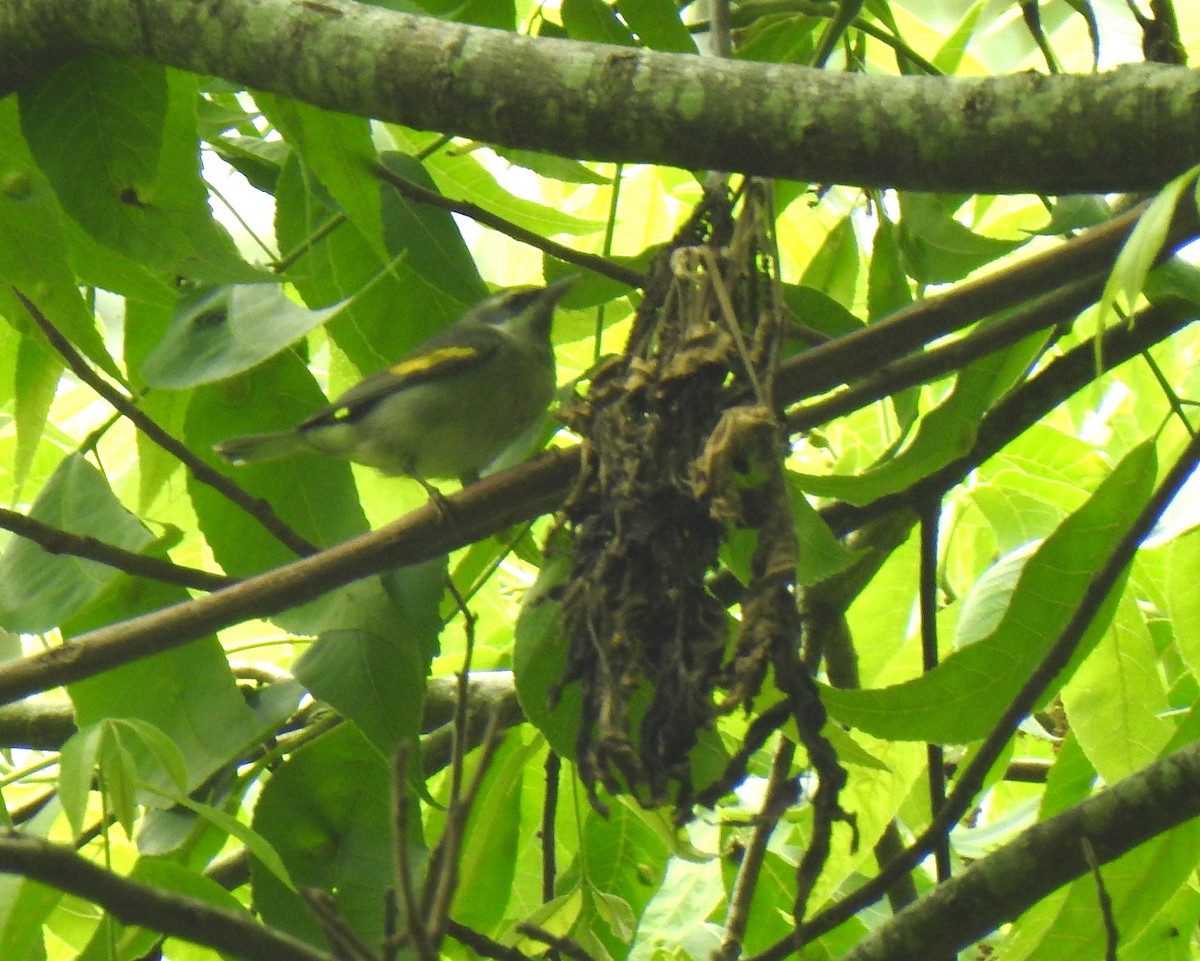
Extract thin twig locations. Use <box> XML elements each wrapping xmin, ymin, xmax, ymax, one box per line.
<box><xmin>542</xmin><ymin>751</ymin><xmax>560</xmax><ymax>903</ymax></box>
<box><xmin>785</xmin><ymin>274</ymin><xmax>1103</xmax><ymax>433</ymax></box>
<box><xmin>1082</xmin><ymin>837</ymin><xmax>1119</xmax><ymax>961</ymax></box>
<box><xmin>368</xmin><ymin>162</ymin><xmax>644</xmax><ymax>289</ymax></box>
<box><xmin>0</xmin><ymin>505</ymin><xmax>233</xmax><ymax>591</ymax></box>
<box><xmin>716</xmin><ymin>739</ymin><xmax>797</xmax><ymax>961</ymax></box>
<box><xmin>919</xmin><ymin>498</ymin><xmax>951</xmax><ymax>886</ymax></box>
<box><xmin>514</xmin><ymin>924</ymin><xmax>598</xmax><ymax>961</ymax></box>
<box><xmin>301</xmin><ymin>889</ymin><xmax>380</xmax><ymax>961</ymax></box>
<box><xmin>444</xmin><ymin>918</ymin><xmax>534</xmax><ymax>961</ymax></box>
<box><xmin>391</xmin><ymin>743</ymin><xmax>432</xmax><ymax>961</ymax></box>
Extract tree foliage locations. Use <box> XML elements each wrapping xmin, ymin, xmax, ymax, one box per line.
<box><xmin>1</xmin><ymin>2</ymin><xmax>1200</xmax><ymax>961</ymax></box>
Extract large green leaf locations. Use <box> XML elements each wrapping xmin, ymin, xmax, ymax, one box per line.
<box><xmin>258</xmin><ymin>96</ymin><xmax>385</xmax><ymax>258</ymax></box>
<box><xmin>1060</xmin><ymin>592</ymin><xmax>1172</xmax><ymax>781</ymax></box>
<box><xmin>141</xmin><ymin>283</ymin><xmax>343</xmax><ymax>388</ymax></box>
<box><xmin>1097</xmin><ymin>166</ymin><xmax>1200</xmax><ymax>331</ymax></box>
<box><xmin>821</xmin><ymin>441</ymin><xmax>1157</xmax><ymax>742</ymax></box>
<box><xmin>424</xmin><ymin>146</ymin><xmax>603</xmax><ymax>238</ymax></box>
<box><xmin>12</xmin><ymin>336</ymin><xmax>62</xmax><ymax>496</ymax></box>
<box><xmin>1162</xmin><ymin>528</ymin><xmax>1200</xmax><ymax>682</ymax></box>
<box><xmin>513</xmin><ymin>547</ymin><xmax>580</xmax><ymax>760</ymax></box>
<box><xmin>0</xmin><ymin>454</ymin><xmax>154</xmax><ymax>633</ymax></box>
<box><xmin>802</xmin><ymin>216</ymin><xmax>859</xmax><ymax>306</ymax></box>
<box><xmin>898</xmin><ymin>193</ymin><xmax>1025</xmax><ymax>285</ymax></box>
<box><xmin>440</xmin><ymin>734</ymin><xmax>540</xmax><ymax>933</ymax></box>
<box><xmin>993</xmin><ymin>818</ymin><xmax>1200</xmax><ymax>961</ymax></box>
<box><xmin>274</xmin><ymin>150</ymin><xmax>485</xmax><ymax>381</ymax></box>
<box><xmin>293</xmin><ymin>563</ymin><xmax>443</xmax><ymax>755</ymax></box>
<box><xmin>250</xmin><ymin>723</ymin><xmax>405</xmax><ymax>952</ymax></box>
<box><xmin>0</xmin><ymin>98</ymin><xmax>117</xmax><ymax>379</ymax></box>
<box><xmin>20</xmin><ymin>59</ymin><xmax>251</xmax><ymax>281</ymax></box>
<box><xmin>616</xmin><ymin>0</ymin><xmax>697</xmax><ymax>52</ymax></box>
<box><xmin>561</xmin><ymin>0</ymin><xmax>637</xmax><ymax>44</ymax></box>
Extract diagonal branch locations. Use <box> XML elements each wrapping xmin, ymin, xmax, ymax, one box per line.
<box><xmin>834</xmin><ymin>737</ymin><xmax>1200</xmax><ymax>961</ymax></box>
<box><xmin>0</xmin><ymin>832</ymin><xmax>334</xmax><ymax>961</ymax></box>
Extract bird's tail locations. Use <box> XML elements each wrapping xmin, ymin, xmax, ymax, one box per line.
<box><xmin>213</xmin><ymin>431</ymin><xmax>306</xmax><ymax>464</ymax></box>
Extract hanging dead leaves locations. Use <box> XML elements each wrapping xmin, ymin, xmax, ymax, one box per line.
<box><xmin>550</xmin><ymin>182</ymin><xmax>849</xmax><ymax>823</ymax></box>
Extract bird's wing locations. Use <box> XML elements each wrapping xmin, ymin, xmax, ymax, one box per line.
<box><xmin>298</xmin><ymin>325</ymin><xmax>503</xmax><ymax>429</ymax></box>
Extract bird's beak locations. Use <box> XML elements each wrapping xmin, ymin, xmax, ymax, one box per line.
<box><xmin>540</xmin><ymin>274</ymin><xmax>578</xmax><ymax>307</ymax></box>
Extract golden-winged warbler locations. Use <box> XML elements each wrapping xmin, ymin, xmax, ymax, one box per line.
<box><xmin>214</xmin><ymin>277</ymin><xmax>574</xmax><ymax>489</ymax></box>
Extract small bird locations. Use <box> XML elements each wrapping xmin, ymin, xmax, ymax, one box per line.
<box><xmin>214</xmin><ymin>277</ymin><xmax>574</xmax><ymax>492</ymax></box>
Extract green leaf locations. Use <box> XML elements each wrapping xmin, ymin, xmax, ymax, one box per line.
<box><xmin>20</xmin><ymin>54</ymin><xmax>166</xmax><ymax>251</ymax></box>
<box><xmin>932</xmin><ymin>0</ymin><xmax>986</xmax><ymax>74</ymax></box>
<box><xmin>801</xmin><ymin>216</ymin><xmax>859</xmax><ymax>306</ymax></box>
<box><xmin>1163</xmin><ymin>529</ymin><xmax>1200</xmax><ymax>683</ymax></box>
<box><xmin>0</xmin><ymin>454</ymin><xmax>154</xmax><ymax>633</ymax></box>
<box><xmin>788</xmin><ymin>478</ymin><xmax>864</xmax><ymax>585</ymax></box>
<box><xmin>444</xmin><ymin>735</ymin><xmax>539</xmax><ymax>931</ymax></box>
<box><xmin>780</xmin><ymin>284</ymin><xmax>865</xmax><ymax>342</ymax></box>
<box><xmin>897</xmin><ymin>193</ymin><xmax>1024</xmax><ymax>285</ymax></box>
<box><xmin>733</xmin><ymin>15</ymin><xmax>819</xmax><ymax>64</ymax></box>
<box><xmin>417</xmin><ymin>0</ymin><xmax>515</xmax><ymax>29</ymax></box>
<box><xmin>821</xmin><ymin>440</ymin><xmax>1157</xmax><ymax>742</ymax></box>
<box><xmin>491</xmin><ymin>147</ymin><xmax>611</xmax><ymax>184</ymax></box>
<box><xmin>583</xmin><ymin>800</ymin><xmax>670</xmax><ymax>915</ymax></box>
<box><xmin>67</xmin><ymin>572</ymin><xmax>264</xmax><ymax>796</ymax></box>
<box><xmin>293</xmin><ymin>566</ymin><xmax>442</xmax><ymax>755</ymax></box>
<box><xmin>139</xmin><ymin>783</ymin><xmax>296</xmax><ymax>891</ymax></box>
<box><xmin>970</xmin><ymin>424</ymin><xmax>1104</xmax><ymax>553</ymax></box>
<box><xmin>1061</xmin><ymin>593</ymin><xmax>1172</xmax><ymax>781</ymax></box>
<box><xmin>629</xmin><ymin>845</ymin><xmax>723</xmax><ymax>960</ymax></box>
<box><xmin>866</xmin><ymin>215</ymin><xmax>912</xmax><ymax>321</ymax></box>
<box><xmin>425</xmin><ymin>145</ymin><xmax>603</xmax><ymax>238</ymax></box>
<box><xmin>251</xmin><ymin>724</ymin><xmax>400</xmax><ymax>951</ymax></box>
<box><xmin>561</xmin><ymin>0</ymin><xmax>637</xmax><ymax>45</ymax></box>
<box><xmin>1120</xmin><ymin>885</ymin><xmax>1200</xmax><ymax>961</ymax></box>
<box><xmin>617</xmin><ymin>0</ymin><xmax>698</xmax><ymax>52</ymax></box>
<box><xmin>997</xmin><ymin>819</ymin><xmax>1200</xmax><ymax>961</ymax></box>
<box><xmin>275</xmin><ymin>150</ymin><xmax>487</xmax><ymax>379</ymax></box>
<box><xmin>21</xmin><ymin>58</ymin><xmax>250</xmax><ymax>281</ymax></box>
<box><xmin>0</xmin><ymin>98</ymin><xmax>118</xmax><ymax>379</ymax></box>
<box><xmin>1097</xmin><ymin>166</ymin><xmax>1200</xmax><ymax>331</ymax></box>
<box><xmin>257</xmin><ymin>95</ymin><xmax>385</xmax><ymax>258</ymax></box>
<box><xmin>513</xmin><ymin>546</ymin><xmax>580</xmax><ymax>759</ymax></box>
<box><xmin>58</xmin><ymin>724</ymin><xmax>106</xmax><ymax>837</ymax></box>
<box><xmin>1037</xmin><ymin>732</ymin><xmax>1095</xmax><ymax>819</ymax></box>
<box><xmin>111</xmin><ymin>718</ymin><xmax>191</xmax><ymax>793</ymax></box>
<box><xmin>12</xmin><ymin>335</ymin><xmax>62</xmax><ymax>496</ymax></box>
<box><xmin>141</xmin><ymin>283</ymin><xmax>343</xmax><ymax>388</ymax></box>
<box><xmin>98</xmin><ymin>723</ymin><xmax>141</xmax><ymax>836</ymax></box>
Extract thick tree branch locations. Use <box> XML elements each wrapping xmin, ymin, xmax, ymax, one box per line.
<box><xmin>0</xmin><ymin>450</ymin><xmax>579</xmax><ymax>705</ymax></box>
<box><xmin>0</xmin><ymin>0</ymin><xmax>1198</xmax><ymax>193</ymax></box>
<box><xmin>835</xmin><ymin>738</ymin><xmax>1200</xmax><ymax>961</ymax></box>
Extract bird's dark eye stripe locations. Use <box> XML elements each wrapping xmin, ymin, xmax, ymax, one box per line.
<box><xmin>482</xmin><ymin>287</ymin><xmax>541</xmax><ymax>320</ymax></box>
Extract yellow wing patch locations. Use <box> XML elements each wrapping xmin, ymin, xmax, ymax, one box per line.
<box><xmin>389</xmin><ymin>346</ymin><xmax>479</xmax><ymax>379</ymax></box>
